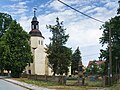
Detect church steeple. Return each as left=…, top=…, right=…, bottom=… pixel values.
left=29, top=8, right=44, bottom=38
left=31, top=8, right=39, bottom=30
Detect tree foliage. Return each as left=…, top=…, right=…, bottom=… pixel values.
left=99, top=16, right=120, bottom=74
left=86, top=60, right=105, bottom=75
left=46, top=17, right=72, bottom=75
left=0, top=20, right=32, bottom=77
left=0, top=40, right=10, bottom=75
left=0, top=12, right=13, bottom=36
left=71, top=47, right=81, bottom=74
left=0, top=13, right=13, bottom=75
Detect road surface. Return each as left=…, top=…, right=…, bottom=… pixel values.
left=0, top=79, right=28, bottom=90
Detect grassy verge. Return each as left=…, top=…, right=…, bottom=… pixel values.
left=110, top=80, right=120, bottom=90
left=12, top=78, right=107, bottom=90
left=66, top=79, right=102, bottom=87
left=86, top=80, right=102, bottom=87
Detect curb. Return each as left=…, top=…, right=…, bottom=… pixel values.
left=3, top=78, right=54, bottom=90
left=4, top=79, right=32, bottom=90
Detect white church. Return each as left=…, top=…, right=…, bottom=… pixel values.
left=25, top=10, right=71, bottom=76
left=25, top=10, right=53, bottom=75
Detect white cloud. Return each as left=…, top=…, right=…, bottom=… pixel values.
left=19, top=1, right=27, bottom=5
left=105, top=1, right=117, bottom=9
left=48, top=0, right=84, bottom=11
left=48, top=0, right=65, bottom=11
left=2, top=1, right=28, bottom=16
left=34, top=10, right=103, bottom=58
left=18, top=16, right=31, bottom=32
left=9, top=0, right=22, bottom=1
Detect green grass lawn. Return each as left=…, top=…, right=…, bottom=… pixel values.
left=66, top=79, right=102, bottom=87
left=86, top=80, right=103, bottom=87
left=13, top=78, right=107, bottom=90
left=110, top=80, right=120, bottom=90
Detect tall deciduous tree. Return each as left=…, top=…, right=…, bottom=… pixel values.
left=0, top=40, right=10, bottom=75
left=0, top=12, right=12, bottom=36
left=100, top=16, right=120, bottom=74
left=0, top=12, right=12, bottom=75
left=1, top=20, right=32, bottom=77
left=71, top=47, right=81, bottom=74
left=46, top=17, right=72, bottom=75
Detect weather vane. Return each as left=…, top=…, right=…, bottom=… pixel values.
left=34, top=7, right=37, bottom=17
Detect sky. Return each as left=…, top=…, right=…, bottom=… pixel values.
left=0, top=0, right=118, bottom=66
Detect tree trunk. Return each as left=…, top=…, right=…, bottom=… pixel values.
left=53, top=72, right=56, bottom=76
left=7, top=70, right=10, bottom=77
left=1, top=69, right=4, bottom=76
left=11, top=70, right=21, bottom=78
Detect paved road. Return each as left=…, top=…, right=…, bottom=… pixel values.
left=0, top=79, right=28, bottom=90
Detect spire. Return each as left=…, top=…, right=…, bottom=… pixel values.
left=117, top=0, right=120, bottom=14
left=32, top=8, right=37, bottom=21
left=29, top=8, right=44, bottom=38
left=34, top=8, right=37, bottom=17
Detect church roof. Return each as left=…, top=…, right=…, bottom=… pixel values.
left=87, top=60, right=105, bottom=68
left=29, top=29, right=44, bottom=38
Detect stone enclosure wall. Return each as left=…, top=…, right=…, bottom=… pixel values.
left=21, top=74, right=66, bottom=85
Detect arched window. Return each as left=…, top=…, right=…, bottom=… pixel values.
left=39, top=40, right=40, bottom=45
left=34, top=25, right=36, bottom=29
left=31, top=25, right=34, bottom=29
left=36, top=25, right=39, bottom=29
left=41, top=41, right=43, bottom=45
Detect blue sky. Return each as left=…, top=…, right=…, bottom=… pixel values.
left=0, top=0, right=118, bottom=66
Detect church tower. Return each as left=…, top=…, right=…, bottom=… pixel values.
left=27, top=8, right=46, bottom=75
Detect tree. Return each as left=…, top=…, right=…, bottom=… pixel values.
left=46, top=17, right=72, bottom=75
left=0, top=40, right=10, bottom=75
left=88, top=61, right=99, bottom=75
left=0, top=12, right=13, bottom=75
left=0, top=12, right=13, bottom=36
left=100, top=16, right=120, bottom=74
left=86, top=60, right=105, bottom=75
left=57, top=46, right=72, bottom=75
left=1, top=20, right=32, bottom=77
left=71, top=47, right=82, bottom=74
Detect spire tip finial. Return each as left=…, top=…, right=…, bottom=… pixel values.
left=33, top=8, right=37, bottom=17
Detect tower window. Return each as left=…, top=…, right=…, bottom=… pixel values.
left=41, top=41, right=43, bottom=45
left=32, top=25, right=34, bottom=29
left=34, top=25, right=36, bottom=29
left=36, top=25, right=39, bottom=29
left=39, top=40, right=40, bottom=45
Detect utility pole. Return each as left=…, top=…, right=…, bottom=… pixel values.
left=106, top=0, right=120, bottom=85
left=108, top=24, right=112, bottom=85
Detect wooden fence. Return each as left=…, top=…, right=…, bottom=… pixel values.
left=103, top=74, right=120, bottom=86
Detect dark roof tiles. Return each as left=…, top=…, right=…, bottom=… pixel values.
left=29, top=29, right=44, bottom=38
